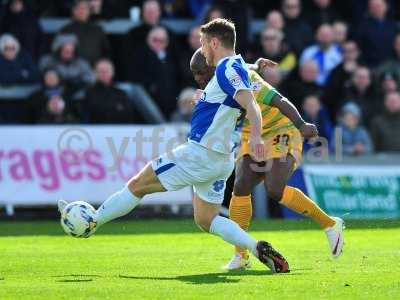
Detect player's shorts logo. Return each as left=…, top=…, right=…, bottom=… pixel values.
left=212, top=180, right=225, bottom=192
left=156, top=157, right=163, bottom=166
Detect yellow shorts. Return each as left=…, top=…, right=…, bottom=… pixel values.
left=237, top=128, right=303, bottom=169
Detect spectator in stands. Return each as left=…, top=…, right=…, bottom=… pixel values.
left=370, top=91, right=400, bottom=152
left=127, top=0, right=162, bottom=50
left=376, top=33, right=400, bottom=87
left=124, top=0, right=177, bottom=80
left=300, top=24, right=343, bottom=86
left=326, top=40, right=361, bottom=116
left=0, top=0, right=43, bottom=60
left=256, top=27, right=296, bottom=79
left=306, top=0, right=340, bottom=30
left=342, top=66, right=378, bottom=124
left=356, top=0, right=397, bottom=67
left=302, top=95, right=333, bottom=146
left=332, top=21, right=348, bottom=47
left=378, top=72, right=399, bottom=96
left=39, top=34, right=95, bottom=93
left=281, top=0, right=313, bottom=55
left=0, top=34, right=39, bottom=85
left=266, top=10, right=285, bottom=31
left=281, top=60, right=323, bottom=107
left=334, top=102, right=373, bottom=156
left=171, top=87, right=196, bottom=123
left=131, top=26, right=179, bottom=118
left=179, top=26, right=201, bottom=88
left=88, top=0, right=116, bottom=20
left=60, top=0, right=111, bottom=65
left=204, top=5, right=225, bottom=23
left=84, top=59, right=138, bottom=123
left=27, top=69, right=78, bottom=123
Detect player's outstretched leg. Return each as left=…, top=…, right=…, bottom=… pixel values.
left=88, top=163, right=165, bottom=234
left=193, top=194, right=289, bottom=273
left=264, top=155, right=345, bottom=258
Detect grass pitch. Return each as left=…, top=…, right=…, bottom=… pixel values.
left=0, top=219, right=399, bottom=300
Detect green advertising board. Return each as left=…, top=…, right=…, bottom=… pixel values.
left=303, top=165, right=400, bottom=219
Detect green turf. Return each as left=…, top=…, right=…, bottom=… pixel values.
left=0, top=219, right=399, bottom=300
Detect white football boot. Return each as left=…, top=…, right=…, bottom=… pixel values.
left=58, top=199, right=68, bottom=213
left=223, top=253, right=252, bottom=271
left=325, top=217, right=345, bottom=258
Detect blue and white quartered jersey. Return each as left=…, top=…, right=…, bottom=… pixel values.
left=189, top=54, right=251, bottom=154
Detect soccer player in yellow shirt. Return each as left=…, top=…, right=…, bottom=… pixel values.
left=190, top=49, right=345, bottom=271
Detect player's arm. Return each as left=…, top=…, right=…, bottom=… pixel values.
left=235, top=90, right=264, bottom=161
left=269, top=94, right=318, bottom=138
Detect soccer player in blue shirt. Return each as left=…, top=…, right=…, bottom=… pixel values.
left=59, top=18, right=289, bottom=273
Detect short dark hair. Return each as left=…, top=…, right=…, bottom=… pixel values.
left=190, top=48, right=207, bottom=72
left=200, top=18, right=236, bottom=49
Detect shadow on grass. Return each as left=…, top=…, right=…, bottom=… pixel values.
left=52, top=274, right=102, bottom=278
left=52, top=269, right=306, bottom=285
left=0, top=219, right=399, bottom=236
left=57, top=279, right=93, bottom=283
left=118, top=270, right=302, bottom=285
left=53, top=274, right=100, bottom=283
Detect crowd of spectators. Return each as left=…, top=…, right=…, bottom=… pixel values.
left=0, top=0, right=399, bottom=155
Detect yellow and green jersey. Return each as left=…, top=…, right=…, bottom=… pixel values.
left=241, top=70, right=295, bottom=140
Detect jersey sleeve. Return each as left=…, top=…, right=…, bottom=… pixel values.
left=249, top=70, right=280, bottom=105
left=216, top=59, right=251, bottom=98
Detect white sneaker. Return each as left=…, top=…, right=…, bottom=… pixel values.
left=223, top=254, right=252, bottom=271
left=325, top=217, right=345, bottom=258
left=58, top=199, right=68, bottom=213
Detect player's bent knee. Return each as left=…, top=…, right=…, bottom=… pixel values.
left=266, top=184, right=285, bottom=202
left=194, top=213, right=212, bottom=232
left=127, top=174, right=151, bottom=198
left=127, top=176, right=143, bottom=197
left=233, top=178, right=252, bottom=196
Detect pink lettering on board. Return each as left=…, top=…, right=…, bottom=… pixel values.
left=8, top=150, right=33, bottom=181
left=60, top=150, right=83, bottom=181
left=84, top=150, right=106, bottom=180
left=33, top=150, right=60, bottom=191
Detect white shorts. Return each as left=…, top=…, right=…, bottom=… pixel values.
left=151, top=142, right=234, bottom=204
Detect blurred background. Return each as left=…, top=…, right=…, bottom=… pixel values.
left=0, top=0, right=399, bottom=221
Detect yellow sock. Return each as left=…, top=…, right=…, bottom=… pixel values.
left=229, top=194, right=252, bottom=258
left=280, top=186, right=335, bottom=229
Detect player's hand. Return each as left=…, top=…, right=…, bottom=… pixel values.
left=299, top=123, right=318, bottom=139
left=249, top=136, right=265, bottom=162
left=255, top=58, right=278, bottom=73
left=190, top=89, right=203, bottom=108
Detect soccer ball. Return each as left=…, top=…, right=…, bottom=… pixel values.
left=60, top=201, right=98, bottom=238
